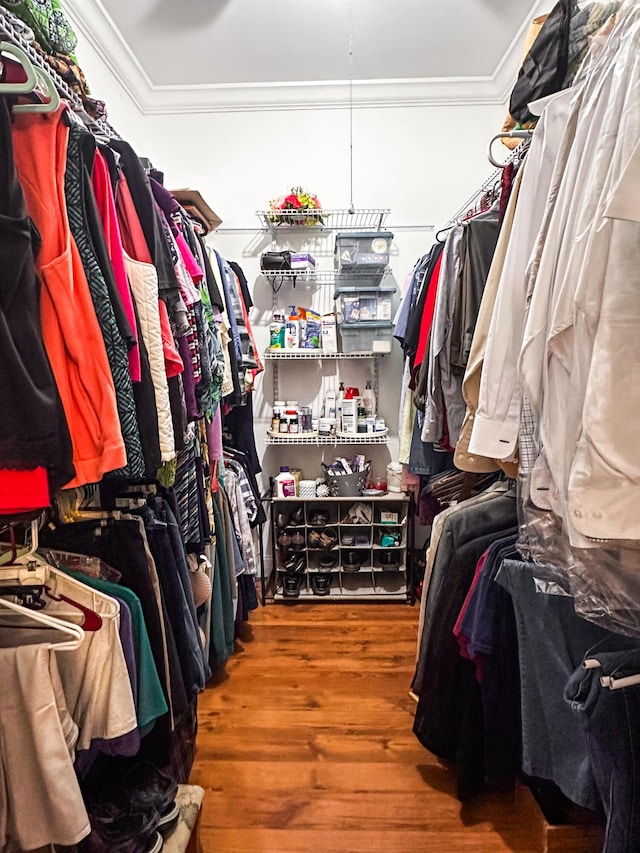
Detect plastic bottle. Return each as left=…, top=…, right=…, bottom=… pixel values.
left=324, top=390, right=336, bottom=420
left=285, top=316, right=299, bottom=349
left=275, top=466, right=297, bottom=498
left=362, top=380, right=376, bottom=417
left=336, top=382, right=345, bottom=432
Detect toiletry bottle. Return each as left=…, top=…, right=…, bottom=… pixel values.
left=336, top=381, right=345, bottom=432
left=362, top=379, right=376, bottom=416
left=285, top=315, right=299, bottom=349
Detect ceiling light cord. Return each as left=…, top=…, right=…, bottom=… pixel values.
left=348, top=0, right=355, bottom=215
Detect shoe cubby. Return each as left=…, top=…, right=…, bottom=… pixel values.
left=268, top=495, right=413, bottom=602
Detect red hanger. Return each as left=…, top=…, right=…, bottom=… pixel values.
left=44, top=586, right=103, bottom=632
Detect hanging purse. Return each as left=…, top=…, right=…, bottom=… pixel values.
left=260, top=250, right=292, bottom=272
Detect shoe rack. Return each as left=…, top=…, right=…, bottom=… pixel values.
left=266, top=494, right=413, bottom=602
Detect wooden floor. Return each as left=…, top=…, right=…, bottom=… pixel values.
left=190, top=604, right=537, bottom=853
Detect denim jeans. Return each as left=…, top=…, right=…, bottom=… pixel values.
left=565, top=646, right=640, bottom=852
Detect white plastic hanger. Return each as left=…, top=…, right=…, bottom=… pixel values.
left=0, top=40, right=60, bottom=113
left=0, top=519, right=48, bottom=586
left=13, top=65, right=60, bottom=114
left=0, top=596, right=85, bottom=651
left=0, top=41, right=37, bottom=93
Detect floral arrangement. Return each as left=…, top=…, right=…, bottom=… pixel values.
left=269, top=187, right=324, bottom=226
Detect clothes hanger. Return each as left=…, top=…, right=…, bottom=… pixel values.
left=0, top=43, right=60, bottom=114
left=12, top=65, right=60, bottom=114
left=44, top=585, right=103, bottom=631
left=0, top=595, right=85, bottom=651
left=0, top=41, right=37, bottom=93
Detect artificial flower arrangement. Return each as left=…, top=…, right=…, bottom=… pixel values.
left=269, top=187, right=324, bottom=226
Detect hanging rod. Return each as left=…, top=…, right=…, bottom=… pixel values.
left=0, top=7, right=120, bottom=139
left=441, top=137, right=531, bottom=231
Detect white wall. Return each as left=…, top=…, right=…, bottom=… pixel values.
left=73, top=32, right=508, bottom=492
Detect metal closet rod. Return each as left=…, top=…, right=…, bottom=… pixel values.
left=0, top=7, right=121, bottom=139
left=442, top=135, right=532, bottom=230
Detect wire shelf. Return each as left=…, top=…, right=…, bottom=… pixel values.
left=257, top=208, right=390, bottom=236
left=260, top=268, right=392, bottom=285
left=264, top=434, right=389, bottom=446
left=264, top=349, right=382, bottom=360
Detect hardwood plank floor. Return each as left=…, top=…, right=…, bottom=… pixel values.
left=190, top=604, right=537, bottom=852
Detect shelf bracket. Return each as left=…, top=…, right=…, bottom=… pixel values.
left=373, top=357, right=380, bottom=403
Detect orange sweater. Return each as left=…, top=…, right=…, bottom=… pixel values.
left=12, top=107, right=126, bottom=487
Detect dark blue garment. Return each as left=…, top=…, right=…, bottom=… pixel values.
left=496, top=559, right=612, bottom=812
left=152, top=496, right=211, bottom=684
left=565, top=645, right=640, bottom=853
left=459, top=535, right=519, bottom=660
left=137, top=505, right=207, bottom=699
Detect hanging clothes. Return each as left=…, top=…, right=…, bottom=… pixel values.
left=64, top=123, right=145, bottom=479
left=0, top=95, right=74, bottom=495
left=12, top=105, right=126, bottom=487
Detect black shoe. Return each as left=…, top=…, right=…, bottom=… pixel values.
left=284, top=554, right=306, bottom=573
left=311, top=573, right=332, bottom=596
left=123, top=762, right=178, bottom=815
left=320, top=553, right=338, bottom=568
left=157, top=800, right=180, bottom=837
left=90, top=801, right=160, bottom=848
left=147, top=832, right=163, bottom=853
left=282, top=572, right=304, bottom=598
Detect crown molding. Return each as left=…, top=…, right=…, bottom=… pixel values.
left=66, top=0, right=548, bottom=115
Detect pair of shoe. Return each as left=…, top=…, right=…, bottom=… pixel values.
left=276, top=506, right=304, bottom=528
left=307, top=528, right=337, bottom=549
left=87, top=762, right=178, bottom=851
left=283, top=554, right=306, bottom=573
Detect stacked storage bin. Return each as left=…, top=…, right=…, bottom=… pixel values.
left=333, top=231, right=395, bottom=353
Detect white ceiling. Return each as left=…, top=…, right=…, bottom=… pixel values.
left=64, top=0, right=549, bottom=113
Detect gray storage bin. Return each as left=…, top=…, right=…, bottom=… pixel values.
left=334, top=285, right=396, bottom=323
left=338, top=322, right=394, bottom=354
left=334, top=231, right=393, bottom=274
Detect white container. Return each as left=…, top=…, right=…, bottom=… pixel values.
left=386, top=462, right=403, bottom=493
left=299, top=479, right=316, bottom=498
left=321, top=313, right=338, bottom=353
left=275, top=466, right=297, bottom=498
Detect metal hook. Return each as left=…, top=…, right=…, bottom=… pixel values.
left=487, top=130, right=534, bottom=168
